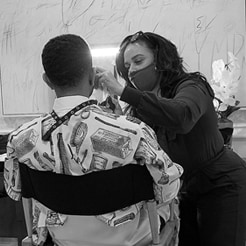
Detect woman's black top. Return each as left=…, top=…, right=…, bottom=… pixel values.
left=121, top=80, right=225, bottom=180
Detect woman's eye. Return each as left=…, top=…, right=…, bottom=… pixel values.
left=134, top=59, right=144, bottom=65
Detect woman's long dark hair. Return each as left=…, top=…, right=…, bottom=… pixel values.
left=116, top=31, right=214, bottom=102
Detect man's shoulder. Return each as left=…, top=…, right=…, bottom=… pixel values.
left=9, top=115, right=47, bottom=138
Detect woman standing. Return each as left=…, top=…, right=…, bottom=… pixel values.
left=97, top=31, right=246, bottom=246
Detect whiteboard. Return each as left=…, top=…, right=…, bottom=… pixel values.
left=0, top=0, right=245, bottom=114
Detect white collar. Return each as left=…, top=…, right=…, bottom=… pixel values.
left=53, top=96, right=91, bottom=116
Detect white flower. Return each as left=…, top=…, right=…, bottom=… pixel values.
left=212, top=59, right=225, bottom=83
left=210, top=52, right=241, bottom=113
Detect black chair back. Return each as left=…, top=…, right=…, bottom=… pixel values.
left=19, top=164, right=155, bottom=215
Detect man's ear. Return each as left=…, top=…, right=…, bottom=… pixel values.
left=42, top=73, right=54, bottom=90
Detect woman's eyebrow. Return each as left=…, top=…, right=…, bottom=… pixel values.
left=132, top=54, right=144, bottom=59
left=124, top=54, right=145, bottom=66
left=126, top=54, right=144, bottom=63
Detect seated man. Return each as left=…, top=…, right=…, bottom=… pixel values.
left=4, top=34, right=183, bottom=246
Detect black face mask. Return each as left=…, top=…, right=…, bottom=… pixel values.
left=129, top=63, right=160, bottom=91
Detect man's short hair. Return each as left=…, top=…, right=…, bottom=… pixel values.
left=41, top=34, right=92, bottom=88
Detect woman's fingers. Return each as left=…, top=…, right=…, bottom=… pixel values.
left=94, top=68, right=124, bottom=96
left=95, top=66, right=106, bottom=73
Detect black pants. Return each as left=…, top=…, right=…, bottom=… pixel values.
left=178, top=150, right=246, bottom=246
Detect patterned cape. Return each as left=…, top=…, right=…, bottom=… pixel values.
left=4, top=100, right=183, bottom=244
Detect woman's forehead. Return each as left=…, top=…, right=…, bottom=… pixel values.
left=124, top=42, right=154, bottom=60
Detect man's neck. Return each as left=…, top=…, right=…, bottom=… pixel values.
left=55, top=87, right=91, bottom=98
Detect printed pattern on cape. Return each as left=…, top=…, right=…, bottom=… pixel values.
left=4, top=103, right=183, bottom=245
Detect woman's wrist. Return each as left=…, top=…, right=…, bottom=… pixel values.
left=116, top=85, right=125, bottom=97
left=120, top=86, right=142, bottom=108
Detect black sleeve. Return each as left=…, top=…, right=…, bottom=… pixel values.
left=120, top=80, right=211, bottom=134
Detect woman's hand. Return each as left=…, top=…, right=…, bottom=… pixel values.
left=95, top=67, right=125, bottom=97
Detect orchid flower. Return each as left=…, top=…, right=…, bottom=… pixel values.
left=210, top=52, right=241, bottom=118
